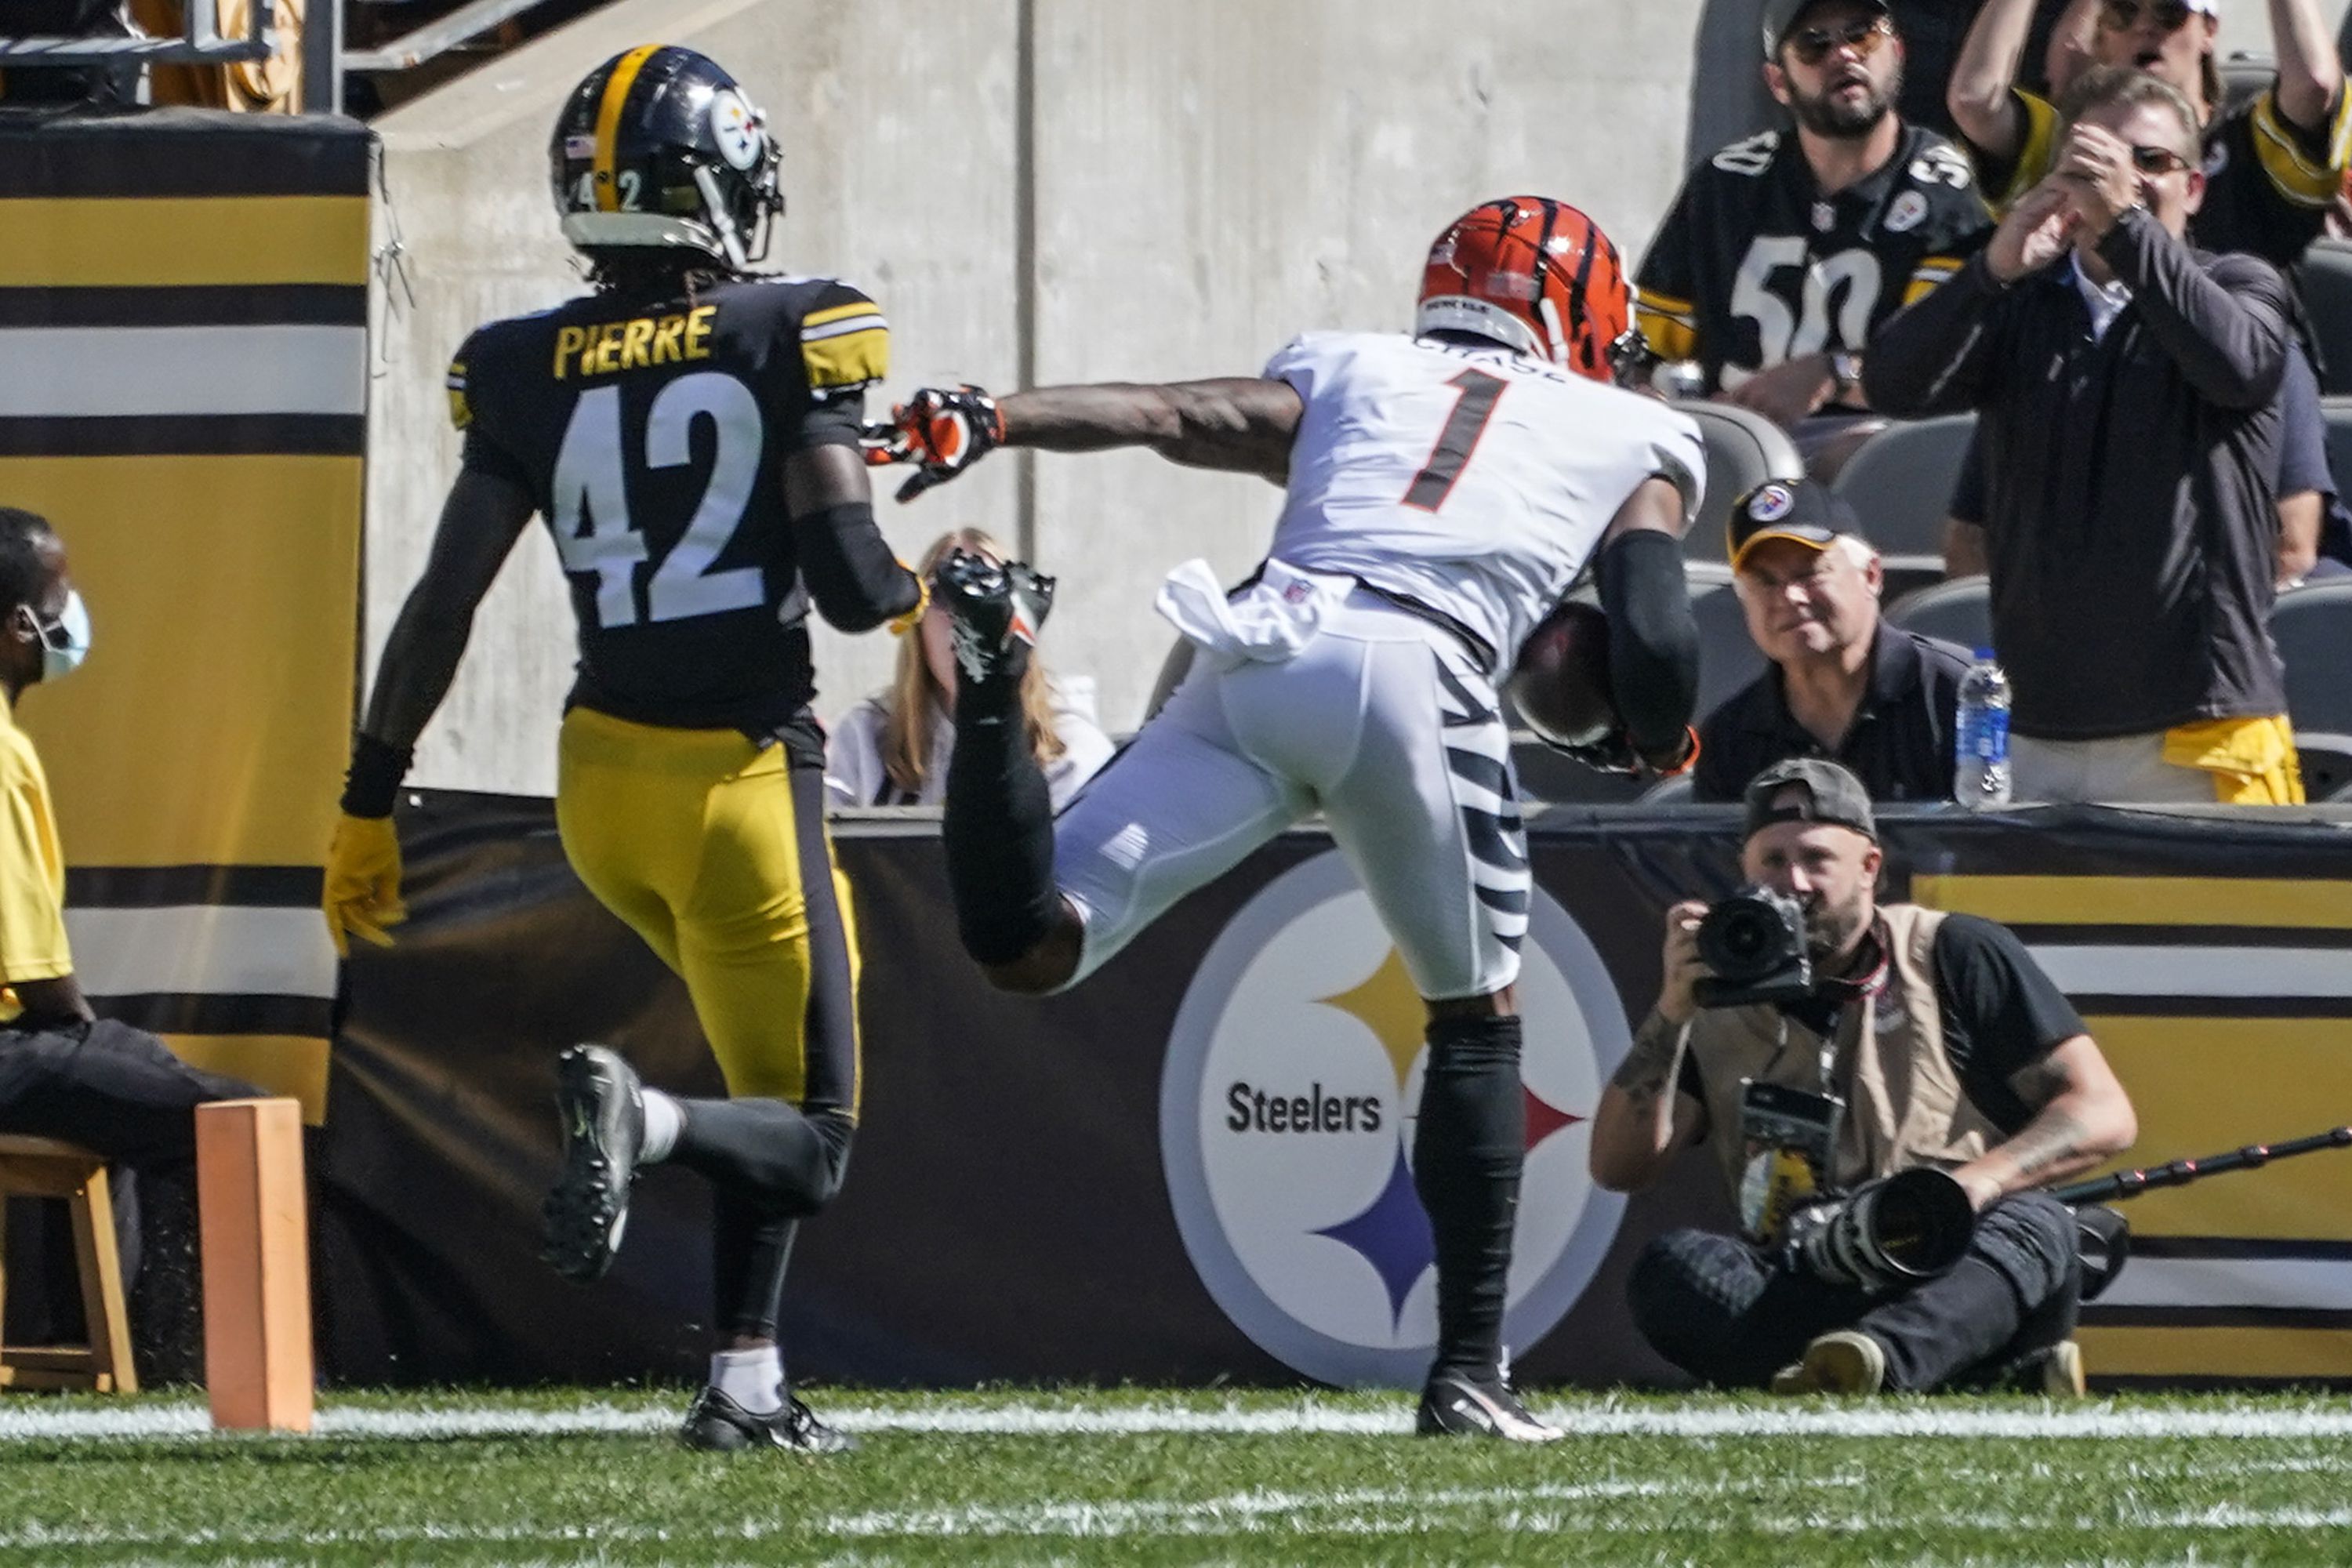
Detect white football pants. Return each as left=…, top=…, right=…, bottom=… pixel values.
left=1052, top=588, right=1528, bottom=1000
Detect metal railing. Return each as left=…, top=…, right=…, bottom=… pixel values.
left=0, top=0, right=275, bottom=67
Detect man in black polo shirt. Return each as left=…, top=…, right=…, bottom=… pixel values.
left=1695, top=480, right=1969, bottom=802
left=1868, top=66, right=2305, bottom=803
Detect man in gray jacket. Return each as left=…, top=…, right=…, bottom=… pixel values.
left=1867, top=65, right=2304, bottom=804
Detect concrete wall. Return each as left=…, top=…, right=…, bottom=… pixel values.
left=370, top=0, right=1715, bottom=793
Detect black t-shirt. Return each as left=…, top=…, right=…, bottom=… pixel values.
left=1675, top=911, right=2087, bottom=1135
left=1694, top=627, right=1972, bottom=804
left=451, top=273, right=887, bottom=738
left=1635, top=122, right=1994, bottom=394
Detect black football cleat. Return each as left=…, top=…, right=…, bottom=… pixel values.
left=936, top=548, right=1055, bottom=686
left=1415, top=1366, right=1564, bottom=1442
left=679, top=1386, right=859, bottom=1454
left=542, top=1044, right=644, bottom=1284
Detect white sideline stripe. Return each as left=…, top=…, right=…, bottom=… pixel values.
left=5, top=1399, right=2352, bottom=1443
left=2098, top=1256, right=2352, bottom=1311
left=0, top=325, right=365, bottom=419
left=64, top=906, right=337, bottom=1000
left=2027, top=945, right=2352, bottom=998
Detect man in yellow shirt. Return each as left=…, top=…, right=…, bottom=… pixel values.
left=0, top=507, right=253, bottom=1160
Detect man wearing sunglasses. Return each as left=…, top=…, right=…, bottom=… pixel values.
left=1869, top=67, right=2305, bottom=805
left=1637, top=0, right=1993, bottom=476
left=1951, top=0, right=2347, bottom=264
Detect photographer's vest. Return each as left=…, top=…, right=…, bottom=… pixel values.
left=1684, top=904, right=2011, bottom=1207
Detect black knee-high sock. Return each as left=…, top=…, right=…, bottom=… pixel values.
left=670, top=1100, right=853, bottom=1218
left=942, top=641, right=1061, bottom=965
left=687, top=1106, right=851, bottom=1343
left=713, top=1199, right=797, bottom=1342
left=1413, top=1014, right=1526, bottom=1377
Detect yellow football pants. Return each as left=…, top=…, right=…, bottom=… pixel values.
left=554, top=707, right=861, bottom=1117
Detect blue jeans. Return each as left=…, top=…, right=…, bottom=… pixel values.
left=1628, top=1190, right=2082, bottom=1391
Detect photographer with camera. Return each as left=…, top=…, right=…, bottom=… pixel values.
left=1589, top=758, right=2137, bottom=1395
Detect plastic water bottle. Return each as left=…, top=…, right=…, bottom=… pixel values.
left=1954, top=649, right=2012, bottom=808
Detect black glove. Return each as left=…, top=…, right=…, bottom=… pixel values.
left=861, top=384, right=1005, bottom=502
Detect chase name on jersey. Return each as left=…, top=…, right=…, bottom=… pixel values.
left=552, top=305, right=717, bottom=379
left=1227, top=1081, right=1384, bottom=1134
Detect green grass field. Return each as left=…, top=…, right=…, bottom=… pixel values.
left=0, top=1387, right=2348, bottom=1564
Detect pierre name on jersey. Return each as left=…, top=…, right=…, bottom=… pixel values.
left=445, top=274, right=887, bottom=733
left=1635, top=124, right=1993, bottom=393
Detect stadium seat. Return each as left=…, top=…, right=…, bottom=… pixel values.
left=2271, top=579, right=2352, bottom=736
left=1887, top=575, right=1991, bottom=652
left=1832, top=412, right=1976, bottom=559
left=1639, top=771, right=1697, bottom=804
left=2220, top=51, right=2275, bottom=115
left=2292, top=732, right=2352, bottom=801
left=2303, top=246, right=2352, bottom=397
left=0, top=1137, right=135, bottom=1393
left=1674, top=401, right=1804, bottom=563
left=1691, top=573, right=1768, bottom=718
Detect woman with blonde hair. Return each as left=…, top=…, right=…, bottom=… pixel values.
left=826, top=528, right=1112, bottom=808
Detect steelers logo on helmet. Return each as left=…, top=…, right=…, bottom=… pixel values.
left=710, top=90, right=764, bottom=172
left=548, top=44, right=786, bottom=273
left=1747, top=484, right=1797, bottom=524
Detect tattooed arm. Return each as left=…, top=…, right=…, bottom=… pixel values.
left=1590, top=901, right=1711, bottom=1192
left=1951, top=1035, right=2138, bottom=1210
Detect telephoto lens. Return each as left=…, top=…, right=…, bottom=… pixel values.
left=1785, top=1167, right=1977, bottom=1294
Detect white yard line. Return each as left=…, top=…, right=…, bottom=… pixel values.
left=0, top=1397, right=2350, bottom=1444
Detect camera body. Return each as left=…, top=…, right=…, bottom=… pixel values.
left=1693, top=884, right=1813, bottom=1007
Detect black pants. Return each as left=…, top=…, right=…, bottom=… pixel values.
left=0, top=1018, right=259, bottom=1169
left=1628, top=1191, right=2081, bottom=1391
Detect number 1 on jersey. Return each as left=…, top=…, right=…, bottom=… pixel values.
left=1402, top=368, right=1507, bottom=512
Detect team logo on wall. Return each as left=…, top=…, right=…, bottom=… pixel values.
left=1161, top=851, right=1630, bottom=1386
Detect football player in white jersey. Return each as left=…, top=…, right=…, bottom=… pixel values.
left=872, top=197, right=1706, bottom=1439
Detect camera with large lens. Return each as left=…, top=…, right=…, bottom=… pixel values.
left=1781, top=1167, right=1977, bottom=1295
left=1692, top=884, right=1813, bottom=1007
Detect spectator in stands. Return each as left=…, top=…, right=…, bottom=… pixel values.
left=1696, top=480, right=1969, bottom=803
left=0, top=507, right=257, bottom=1156
left=1870, top=67, right=2306, bottom=803
left=1948, top=0, right=2348, bottom=265
left=825, top=528, right=1112, bottom=810
left=1891, top=0, right=2087, bottom=139
left=1944, top=342, right=2350, bottom=587
left=1637, top=0, right=1995, bottom=480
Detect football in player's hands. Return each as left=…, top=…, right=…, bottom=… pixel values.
left=1507, top=600, right=1621, bottom=751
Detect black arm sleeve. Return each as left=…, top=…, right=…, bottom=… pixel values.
left=1933, top=913, right=2090, bottom=1133
left=1595, top=528, right=1700, bottom=760
left=796, top=501, right=921, bottom=633
left=2098, top=212, right=2292, bottom=410
left=1860, top=252, right=2010, bottom=417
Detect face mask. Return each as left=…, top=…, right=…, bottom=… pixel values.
left=19, top=590, right=90, bottom=682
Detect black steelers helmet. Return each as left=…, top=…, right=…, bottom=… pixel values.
left=550, top=45, right=783, bottom=270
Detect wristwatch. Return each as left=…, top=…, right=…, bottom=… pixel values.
left=1828, top=350, right=1862, bottom=403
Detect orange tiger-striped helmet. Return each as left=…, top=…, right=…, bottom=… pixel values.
left=1414, top=197, right=1641, bottom=385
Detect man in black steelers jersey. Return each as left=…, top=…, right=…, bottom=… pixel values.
left=1637, top=0, right=1994, bottom=475
left=321, top=45, right=922, bottom=1454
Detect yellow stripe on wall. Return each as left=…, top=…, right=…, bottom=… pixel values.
left=2081, top=1325, right=2352, bottom=1381
left=0, top=454, right=360, bottom=867
left=1915, top=874, right=2352, bottom=928
left=2076, top=1017, right=2352, bottom=1239
left=0, top=197, right=369, bottom=289
left=162, top=1033, right=328, bottom=1125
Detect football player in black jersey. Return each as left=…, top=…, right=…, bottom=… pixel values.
left=321, top=44, right=921, bottom=1454
left=1636, top=0, right=1993, bottom=473
left=1950, top=0, right=2347, bottom=265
